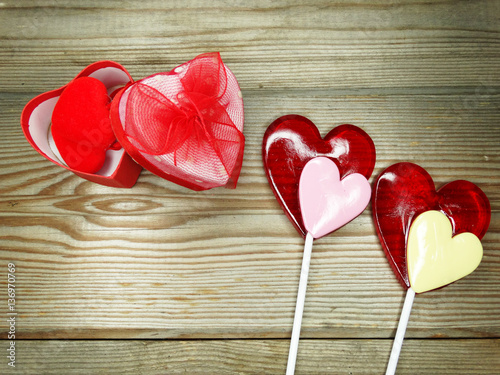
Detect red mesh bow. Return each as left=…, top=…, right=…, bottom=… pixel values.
left=120, top=52, right=244, bottom=189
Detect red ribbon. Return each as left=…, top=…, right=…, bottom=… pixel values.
left=122, top=53, right=244, bottom=182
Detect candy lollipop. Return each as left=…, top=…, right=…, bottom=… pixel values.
left=372, top=162, right=491, bottom=375
left=263, top=115, right=376, bottom=374
left=263, top=115, right=376, bottom=237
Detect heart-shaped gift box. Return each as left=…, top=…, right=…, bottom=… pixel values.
left=21, top=60, right=142, bottom=188
left=21, top=53, right=245, bottom=190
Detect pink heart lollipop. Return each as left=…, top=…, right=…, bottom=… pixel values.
left=300, top=157, right=371, bottom=238
left=286, top=157, right=372, bottom=375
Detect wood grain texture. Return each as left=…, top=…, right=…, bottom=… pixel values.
left=0, top=0, right=499, bottom=373
left=11, top=339, right=500, bottom=375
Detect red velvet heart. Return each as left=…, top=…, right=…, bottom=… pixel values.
left=262, top=115, right=376, bottom=237
left=51, top=77, right=116, bottom=173
left=372, top=162, right=491, bottom=289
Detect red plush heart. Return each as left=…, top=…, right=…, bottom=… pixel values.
left=372, top=162, right=491, bottom=289
left=51, top=77, right=117, bottom=173
left=262, top=115, right=376, bottom=237
left=21, top=60, right=141, bottom=188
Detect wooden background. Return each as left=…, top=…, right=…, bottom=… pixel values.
left=0, top=0, right=499, bottom=373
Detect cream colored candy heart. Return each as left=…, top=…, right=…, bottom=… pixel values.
left=407, top=210, right=483, bottom=294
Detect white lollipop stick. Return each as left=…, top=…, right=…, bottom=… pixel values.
left=286, top=232, right=314, bottom=375
left=386, top=287, right=416, bottom=375
left=286, top=157, right=372, bottom=374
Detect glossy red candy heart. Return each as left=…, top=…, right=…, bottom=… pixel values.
left=262, top=115, right=376, bottom=237
left=372, top=162, right=491, bottom=289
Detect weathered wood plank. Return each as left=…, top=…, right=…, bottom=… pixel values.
left=8, top=339, right=500, bottom=374
left=0, top=1, right=499, bottom=92
left=0, top=205, right=498, bottom=339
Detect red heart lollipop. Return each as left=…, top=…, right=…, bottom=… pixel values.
left=262, top=115, right=376, bottom=237
left=372, top=162, right=491, bottom=289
